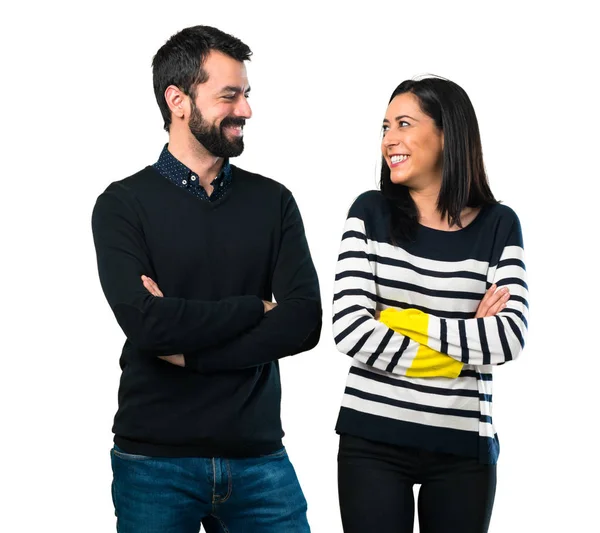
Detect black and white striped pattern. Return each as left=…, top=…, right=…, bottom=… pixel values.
left=333, top=191, right=529, bottom=464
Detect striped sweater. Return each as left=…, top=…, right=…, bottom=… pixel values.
left=333, top=191, right=528, bottom=464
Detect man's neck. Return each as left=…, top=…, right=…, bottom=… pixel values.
left=167, top=131, right=224, bottom=191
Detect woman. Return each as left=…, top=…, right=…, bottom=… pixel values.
left=333, top=77, right=528, bottom=533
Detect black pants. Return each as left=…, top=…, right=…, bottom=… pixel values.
left=338, top=434, right=496, bottom=533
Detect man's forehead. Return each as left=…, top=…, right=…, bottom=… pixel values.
left=203, top=51, right=249, bottom=87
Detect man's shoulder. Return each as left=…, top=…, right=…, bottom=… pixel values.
left=108, top=166, right=157, bottom=191
left=95, top=166, right=161, bottom=202
left=230, top=165, right=290, bottom=195
left=93, top=166, right=160, bottom=217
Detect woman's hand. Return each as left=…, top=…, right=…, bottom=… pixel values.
left=475, top=284, right=510, bottom=318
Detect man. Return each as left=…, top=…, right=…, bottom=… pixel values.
left=91, top=25, right=321, bottom=532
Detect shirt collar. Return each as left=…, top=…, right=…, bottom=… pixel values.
left=153, top=144, right=232, bottom=191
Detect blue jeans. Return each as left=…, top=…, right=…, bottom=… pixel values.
left=110, top=445, right=310, bottom=533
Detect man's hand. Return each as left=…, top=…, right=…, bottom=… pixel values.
left=263, top=300, right=278, bottom=313
left=141, top=275, right=184, bottom=367
left=142, top=275, right=163, bottom=297
left=475, top=284, right=510, bottom=318
left=158, top=354, right=185, bottom=367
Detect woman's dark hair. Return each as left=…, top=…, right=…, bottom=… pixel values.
left=152, top=25, right=252, bottom=131
left=380, top=76, right=496, bottom=242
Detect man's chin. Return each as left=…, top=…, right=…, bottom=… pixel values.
left=224, top=141, right=244, bottom=158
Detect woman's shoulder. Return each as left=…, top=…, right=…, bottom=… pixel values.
left=479, top=202, right=524, bottom=246
left=486, top=202, right=519, bottom=219
left=347, top=190, right=389, bottom=219
left=481, top=202, right=522, bottom=230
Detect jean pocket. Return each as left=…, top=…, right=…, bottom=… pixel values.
left=111, top=446, right=152, bottom=461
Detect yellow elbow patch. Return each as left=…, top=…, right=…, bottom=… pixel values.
left=382, top=308, right=430, bottom=344
left=407, top=344, right=463, bottom=378
left=379, top=308, right=463, bottom=379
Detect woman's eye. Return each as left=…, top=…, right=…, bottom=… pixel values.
left=400, top=121, right=410, bottom=127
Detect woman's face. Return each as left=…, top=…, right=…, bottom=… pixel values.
left=381, top=92, right=444, bottom=188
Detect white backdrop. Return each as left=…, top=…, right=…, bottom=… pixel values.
left=2, top=1, right=598, bottom=531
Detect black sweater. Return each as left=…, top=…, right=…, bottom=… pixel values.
left=91, top=165, right=322, bottom=457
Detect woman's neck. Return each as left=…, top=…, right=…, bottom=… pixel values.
left=409, top=185, right=478, bottom=231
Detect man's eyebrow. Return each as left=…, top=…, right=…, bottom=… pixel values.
left=219, top=86, right=251, bottom=94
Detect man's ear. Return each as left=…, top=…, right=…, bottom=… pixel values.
left=165, top=85, right=187, bottom=120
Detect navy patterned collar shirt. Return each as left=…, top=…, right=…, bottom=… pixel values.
left=153, top=144, right=233, bottom=202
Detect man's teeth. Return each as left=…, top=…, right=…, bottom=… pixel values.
left=391, top=155, right=409, bottom=164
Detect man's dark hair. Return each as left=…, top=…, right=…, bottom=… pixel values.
left=152, top=25, right=252, bottom=131
left=380, top=76, right=497, bottom=242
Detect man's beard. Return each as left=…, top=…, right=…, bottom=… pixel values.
left=188, top=102, right=245, bottom=158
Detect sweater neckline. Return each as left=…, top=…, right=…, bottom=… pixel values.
left=416, top=203, right=492, bottom=235
left=146, top=165, right=237, bottom=210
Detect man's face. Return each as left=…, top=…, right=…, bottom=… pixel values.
left=187, top=50, right=252, bottom=158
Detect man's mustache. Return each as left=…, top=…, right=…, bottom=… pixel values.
left=221, top=117, right=246, bottom=128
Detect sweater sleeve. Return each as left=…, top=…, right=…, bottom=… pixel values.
left=380, top=216, right=528, bottom=366
left=333, top=208, right=463, bottom=379
left=183, top=190, right=322, bottom=372
left=91, top=184, right=264, bottom=355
